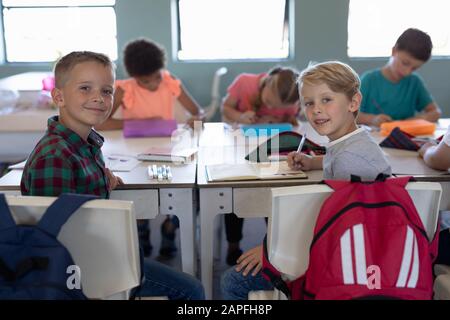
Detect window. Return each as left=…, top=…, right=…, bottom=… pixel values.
left=1, top=0, right=117, bottom=62
left=174, top=0, right=290, bottom=61
left=348, top=0, right=450, bottom=58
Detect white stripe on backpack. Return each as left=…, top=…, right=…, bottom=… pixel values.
left=353, top=224, right=368, bottom=285
left=396, top=226, right=417, bottom=288
left=340, top=224, right=367, bottom=285
left=340, top=228, right=354, bottom=284
left=407, top=234, right=419, bottom=288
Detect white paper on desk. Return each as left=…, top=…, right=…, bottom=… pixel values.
left=105, top=154, right=140, bottom=172
left=206, top=161, right=307, bottom=182
left=8, top=160, right=27, bottom=169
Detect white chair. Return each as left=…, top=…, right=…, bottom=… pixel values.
left=249, top=181, right=443, bottom=299
left=4, top=195, right=141, bottom=300
left=174, top=67, right=227, bottom=123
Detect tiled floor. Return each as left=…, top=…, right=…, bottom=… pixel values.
left=145, top=214, right=268, bottom=299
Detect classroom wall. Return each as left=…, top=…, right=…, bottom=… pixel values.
left=0, top=0, right=449, bottom=119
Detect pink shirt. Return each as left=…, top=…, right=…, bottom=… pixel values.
left=116, top=70, right=181, bottom=120
left=227, top=73, right=299, bottom=117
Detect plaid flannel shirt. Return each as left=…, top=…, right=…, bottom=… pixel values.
left=21, top=116, right=109, bottom=198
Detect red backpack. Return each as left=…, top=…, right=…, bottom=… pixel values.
left=262, top=175, right=439, bottom=300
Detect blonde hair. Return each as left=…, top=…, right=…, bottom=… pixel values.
left=299, top=61, right=360, bottom=101
left=54, top=51, right=115, bottom=88
left=298, top=61, right=360, bottom=116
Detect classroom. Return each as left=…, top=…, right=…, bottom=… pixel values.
left=0, top=0, right=449, bottom=305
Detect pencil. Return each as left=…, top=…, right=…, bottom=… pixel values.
left=297, top=133, right=307, bottom=153
left=372, top=99, right=385, bottom=114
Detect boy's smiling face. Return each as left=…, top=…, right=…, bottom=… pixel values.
left=300, top=82, right=360, bottom=141
left=52, top=61, right=115, bottom=138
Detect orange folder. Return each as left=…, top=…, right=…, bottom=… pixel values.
left=380, top=119, right=436, bottom=136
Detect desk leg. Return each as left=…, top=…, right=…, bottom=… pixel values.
left=160, top=188, right=196, bottom=276
left=199, top=188, right=233, bottom=299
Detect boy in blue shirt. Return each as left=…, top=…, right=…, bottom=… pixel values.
left=358, top=28, right=441, bottom=127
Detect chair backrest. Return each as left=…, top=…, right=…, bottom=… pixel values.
left=174, top=67, right=228, bottom=123
left=4, top=195, right=141, bottom=299
left=268, top=181, right=442, bottom=281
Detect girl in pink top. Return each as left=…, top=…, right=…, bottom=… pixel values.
left=98, top=38, right=204, bottom=130
left=98, top=38, right=204, bottom=258
left=222, top=67, right=300, bottom=126
left=221, top=67, right=300, bottom=266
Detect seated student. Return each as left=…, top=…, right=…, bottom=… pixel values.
left=221, top=61, right=392, bottom=300
left=357, top=28, right=442, bottom=127
left=419, top=126, right=450, bottom=267
left=21, top=51, right=204, bottom=300
left=418, top=126, right=450, bottom=171
left=98, top=37, right=204, bottom=129
left=221, top=67, right=300, bottom=265
left=222, top=66, right=300, bottom=125
left=97, top=38, right=205, bottom=258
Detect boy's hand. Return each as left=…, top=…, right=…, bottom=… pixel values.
left=105, top=168, right=124, bottom=191
left=238, top=111, right=257, bottom=124
left=235, top=245, right=263, bottom=276
left=418, top=141, right=437, bottom=158
left=287, top=151, right=314, bottom=171
left=371, top=114, right=392, bottom=127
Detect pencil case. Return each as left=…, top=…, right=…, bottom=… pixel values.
left=380, top=119, right=436, bottom=137
left=245, top=131, right=326, bottom=162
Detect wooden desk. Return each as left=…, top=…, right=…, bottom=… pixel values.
left=196, top=121, right=450, bottom=299
left=0, top=129, right=199, bottom=276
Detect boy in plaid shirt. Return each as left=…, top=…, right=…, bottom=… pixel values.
left=20, top=51, right=205, bottom=300
left=21, top=51, right=121, bottom=196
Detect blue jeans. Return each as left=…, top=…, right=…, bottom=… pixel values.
left=221, top=266, right=274, bottom=300
left=138, top=259, right=205, bottom=300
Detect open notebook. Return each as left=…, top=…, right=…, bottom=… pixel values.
left=206, top=161, right=307, bottom=182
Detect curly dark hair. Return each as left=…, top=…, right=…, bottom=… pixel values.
left=123, top=38, right=166, bottom=77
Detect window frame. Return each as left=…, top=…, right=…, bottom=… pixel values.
left=347, top=0, right=450, bottom=60
left=0, top=0, right=117, bottom=64
left=171, top=0, right=294, bottom=62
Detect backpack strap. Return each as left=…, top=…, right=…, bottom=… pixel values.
left=37, top=193, right=98, bottom=237
left=261, top=235, right=291, bottom=298
left=0, top=194, right=17, bottom=230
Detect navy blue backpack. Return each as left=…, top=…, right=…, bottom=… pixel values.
left=0, top=193, right=97, bottom=300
